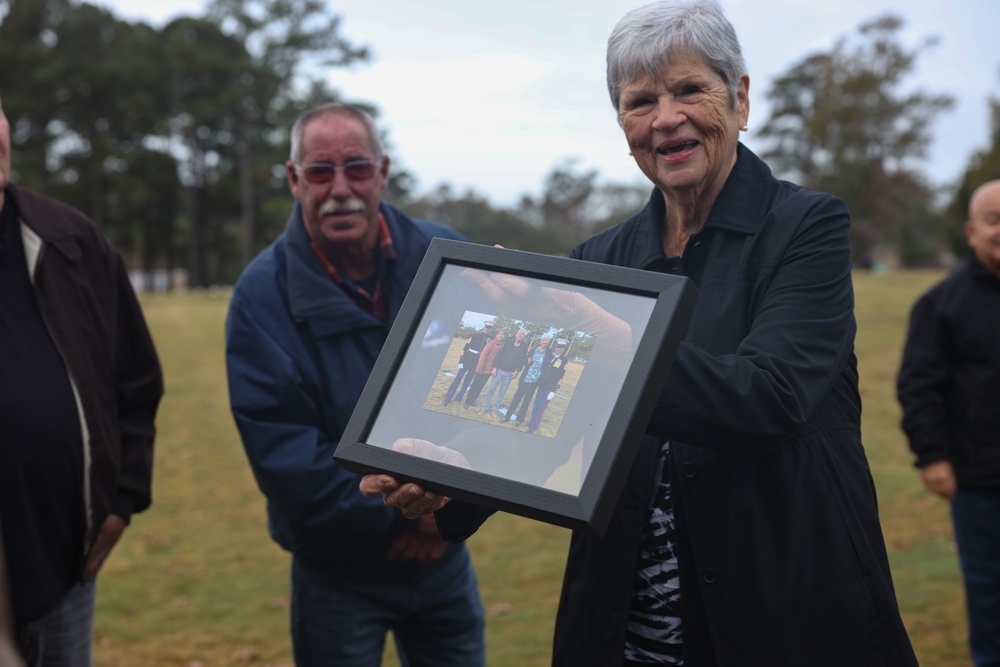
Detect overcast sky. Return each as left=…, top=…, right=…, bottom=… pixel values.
left=99, top=0, right=999, bottom=206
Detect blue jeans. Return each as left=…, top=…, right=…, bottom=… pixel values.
left=290, top=549, right=485, bottom=667
left=952, top=488, right=1000, bottom=667
left=16, top=578, right=95, bottom=667
left=482, top=370, right=513, bottom=412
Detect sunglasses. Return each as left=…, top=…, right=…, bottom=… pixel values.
left=296, top=160, right=377, bottom=184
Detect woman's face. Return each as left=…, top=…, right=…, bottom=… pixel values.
left=618, top=51, right=748, bottom=203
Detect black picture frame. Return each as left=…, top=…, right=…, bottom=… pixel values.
left=334, top=239, right=698, bottom=535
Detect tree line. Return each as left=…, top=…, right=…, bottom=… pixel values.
left=0, top=1, right=997, bottom=288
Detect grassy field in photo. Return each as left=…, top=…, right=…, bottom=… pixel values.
left=92, top=268, right=970, bottom=666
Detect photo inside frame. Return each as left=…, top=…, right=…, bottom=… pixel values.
left=365, top=264, right=657, bottom=496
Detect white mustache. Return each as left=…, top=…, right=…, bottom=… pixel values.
left=320, top=198, right=365, bottom=216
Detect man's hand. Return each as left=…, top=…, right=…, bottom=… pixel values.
left=360, top=473, right=448, bottom=517
left=387, top=515, right=448, bottom=562
left=920, top=460, right=957, bottom=500
left=359, top=439, right=466, bottom=519
left=83, top=514, right=127, bottom=577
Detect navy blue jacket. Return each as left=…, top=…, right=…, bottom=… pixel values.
left=438, top=146, right=916, bottom=666
left=226, top=201, right=466, bottom=565
left=897, top=253, right=1000, bottom=489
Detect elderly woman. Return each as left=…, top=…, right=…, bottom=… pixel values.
left=362, top=0, right=918, bottom=664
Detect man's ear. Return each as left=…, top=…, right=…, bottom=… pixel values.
left=287, top=161, right=301, bottom=198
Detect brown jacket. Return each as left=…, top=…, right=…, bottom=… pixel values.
left=475, top=336, right=502, bottom=374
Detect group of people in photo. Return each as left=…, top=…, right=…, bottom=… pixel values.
left=436, top=316, right=575, bottom=435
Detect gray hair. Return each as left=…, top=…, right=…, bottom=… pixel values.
left=606, top=0, right=746, bottom=114
left=289, top=103, right=384, bottom=163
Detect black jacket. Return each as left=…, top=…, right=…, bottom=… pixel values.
left=897, top=253, right=1000, bottom=489
left=438, top=145, right=916, bottom=666
left=536, top=350, right=568, bottom=392
left=6, top=184, right=162, bottom=549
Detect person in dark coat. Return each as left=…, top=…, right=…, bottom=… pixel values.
left=359, top=1, right=916, bottom=664
left=0, top=96, right=163, bottom=666
left=897, top=178, right=1000, bottom=667
left=525, top=339, right=569, bottom=433
left=479, top=327, right=530, bottom=418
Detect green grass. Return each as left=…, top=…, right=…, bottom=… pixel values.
left=855, top=269, right=969, bottom=666
left=93, top=269, right=969, bottom=666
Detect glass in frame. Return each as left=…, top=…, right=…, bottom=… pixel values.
left=334, top=239, right=698, bottom=535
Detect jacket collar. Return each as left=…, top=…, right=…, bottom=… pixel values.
left=283, top=200, right=421, bottom=337
left=633, top=143, right=774, bottom=267
left=284, top=201, right=370, bottom=330
left=6, top=184, right=85, bottom=262
left=968, top=251, right=1000, bottom=286
left=704, top=143, right=775, bottom=234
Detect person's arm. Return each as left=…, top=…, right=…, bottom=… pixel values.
left=109, top=251, right=163, bottom=521
left=81, top=250, right=163, bottom=577
left=918, top=460, right=956, bottom=500
left=225, top=287, right=411, bottom=542
left=896, top=290, right=955, bottom=499
left=511, top=347, right=527, bottom=378
left=612, top=195, right=858, bottom=454
left=555, top=357, right=567, bottom=387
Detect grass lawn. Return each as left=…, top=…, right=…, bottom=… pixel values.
left=92, top=268, right=969, bottom=666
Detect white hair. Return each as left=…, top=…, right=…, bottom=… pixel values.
left=606, top=0, right=746, bottom=114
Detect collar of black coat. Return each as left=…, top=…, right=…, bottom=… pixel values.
left=968, top=250, right=1000, bottom=285
left=5, top=183, right=86, bottom=261
left=632, top=143, right=775, bottom=270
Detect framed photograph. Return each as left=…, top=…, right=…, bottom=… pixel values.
left=334, top=239, right=698, bottom=535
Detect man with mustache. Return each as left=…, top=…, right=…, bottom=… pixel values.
left=225, top=103, right=484, bottom=667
